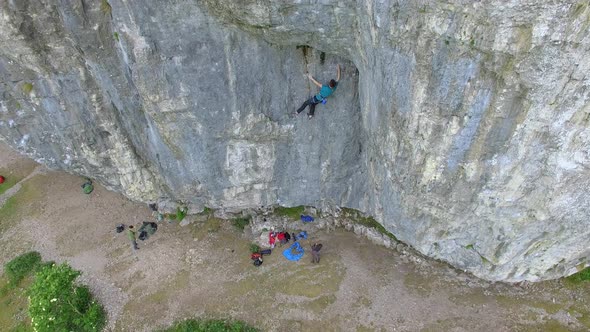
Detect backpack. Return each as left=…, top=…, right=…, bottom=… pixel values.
left=301, top=215, right=314, bottom=222
left=138, top=231, right=148, bottom=241
left=253, top=258, right=263, bottom=266
left=81, top=182, right=94, bottom=194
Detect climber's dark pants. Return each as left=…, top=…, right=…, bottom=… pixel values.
left=296, top=96, right=320, bottom=116
left=311, top=250, right=320, bottom=263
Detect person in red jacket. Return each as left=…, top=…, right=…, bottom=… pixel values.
left=269, top=232, right=276, bottom=248
left=277, top=232, right=287, bottom=246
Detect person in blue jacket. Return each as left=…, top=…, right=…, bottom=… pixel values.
left=294, top=64, right=341, bottom=119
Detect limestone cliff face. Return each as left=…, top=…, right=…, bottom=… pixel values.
left=1, top=0, right=589, bottom=282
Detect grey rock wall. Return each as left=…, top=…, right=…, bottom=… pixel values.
left=0, top=0, right=589, bottom=282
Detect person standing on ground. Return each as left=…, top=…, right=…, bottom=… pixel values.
left=127, top=225, right=139, bottom=251
left=294, top=64, right=341, bottom=119
left=311, top=243, right=323, bottom=263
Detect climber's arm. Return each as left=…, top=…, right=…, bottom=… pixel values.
left=308, top=74, right=322, bottom=88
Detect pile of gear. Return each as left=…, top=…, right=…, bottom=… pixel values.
left=251, top=249, right=272, bottom=266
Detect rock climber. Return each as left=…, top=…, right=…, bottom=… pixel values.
left=294, top=64, right=341, bottom=119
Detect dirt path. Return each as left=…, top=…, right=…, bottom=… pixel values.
left=1, top=142, right=589, bottom=332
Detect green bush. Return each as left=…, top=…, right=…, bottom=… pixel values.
left=159, top=318, right=258, bottom=332
left=28, top=263, right=106, bottom=332
left=4, top=251, right=42, bottom=286
left=22, top=82, right=33, bottom=94
left=249, top=244, right=260, bottom=254
left=176, top=207, right=187, bottom=222
left=566, top=267, right=590, bottom=284
left=231, top=216, right=251, bottom=231
left=274, top=206, right=304, bottom=219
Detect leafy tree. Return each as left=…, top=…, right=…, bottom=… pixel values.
left=28, top=263, right=105, bottom=332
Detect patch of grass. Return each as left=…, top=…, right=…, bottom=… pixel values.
left=100, top=0, right=112, bottom=15
left=0, top=174, right=22, bottom=196
left=206, top=218, right=222, bottom=233
left=569, top=308, right=590, bottom=329
left=521, top=319, right=571, bottom=332
left=249, top=243, right=260, bottom=253
left=21, top=83, right=33, bottom=95
left=158, top=318, right=258, bottom=332
left=0, top=175, right=45, bottom=235
left=10, top=321, right=33, bottom=332
left=0, top=277, right=33, bottom=332
left=0, top=161, right=38, bottom=196
left=176, top=207, right=187, bottom=222
left=4, top=251, right=41, bottom=286
left=565, top=266, right=590, bottom=284
left=274, top=205, right=304, bottom=220
left=113, top=32, right=119, bottom=42
left=196, top=206, right=213, bottom=220
left=341, top=207, right=398, bottom=242
left=465, top=244, right=474, bottom=250
left=231, top=216, right=251, bottom=231
left=144, top=271, right=190, bottom=305
left=227, top=256, right=345, bottom=299
left=306, top=294, right=337, bottom=313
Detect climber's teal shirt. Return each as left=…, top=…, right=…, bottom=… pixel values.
left=315, top=82, right=338, bottom=101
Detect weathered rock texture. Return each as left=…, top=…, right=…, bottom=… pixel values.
left=1, top=0, right=589, bottom=282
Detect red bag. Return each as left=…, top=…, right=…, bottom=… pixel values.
left=251, top=253, right=262, bottom=260
left=0, top=176, right=5, bottom=184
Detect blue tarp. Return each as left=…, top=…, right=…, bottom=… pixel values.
left=283, top=241, right=304, bottom=261
left=293, top=231, right=307, bottom=241
left=301, top=215, right=314, bottom=222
